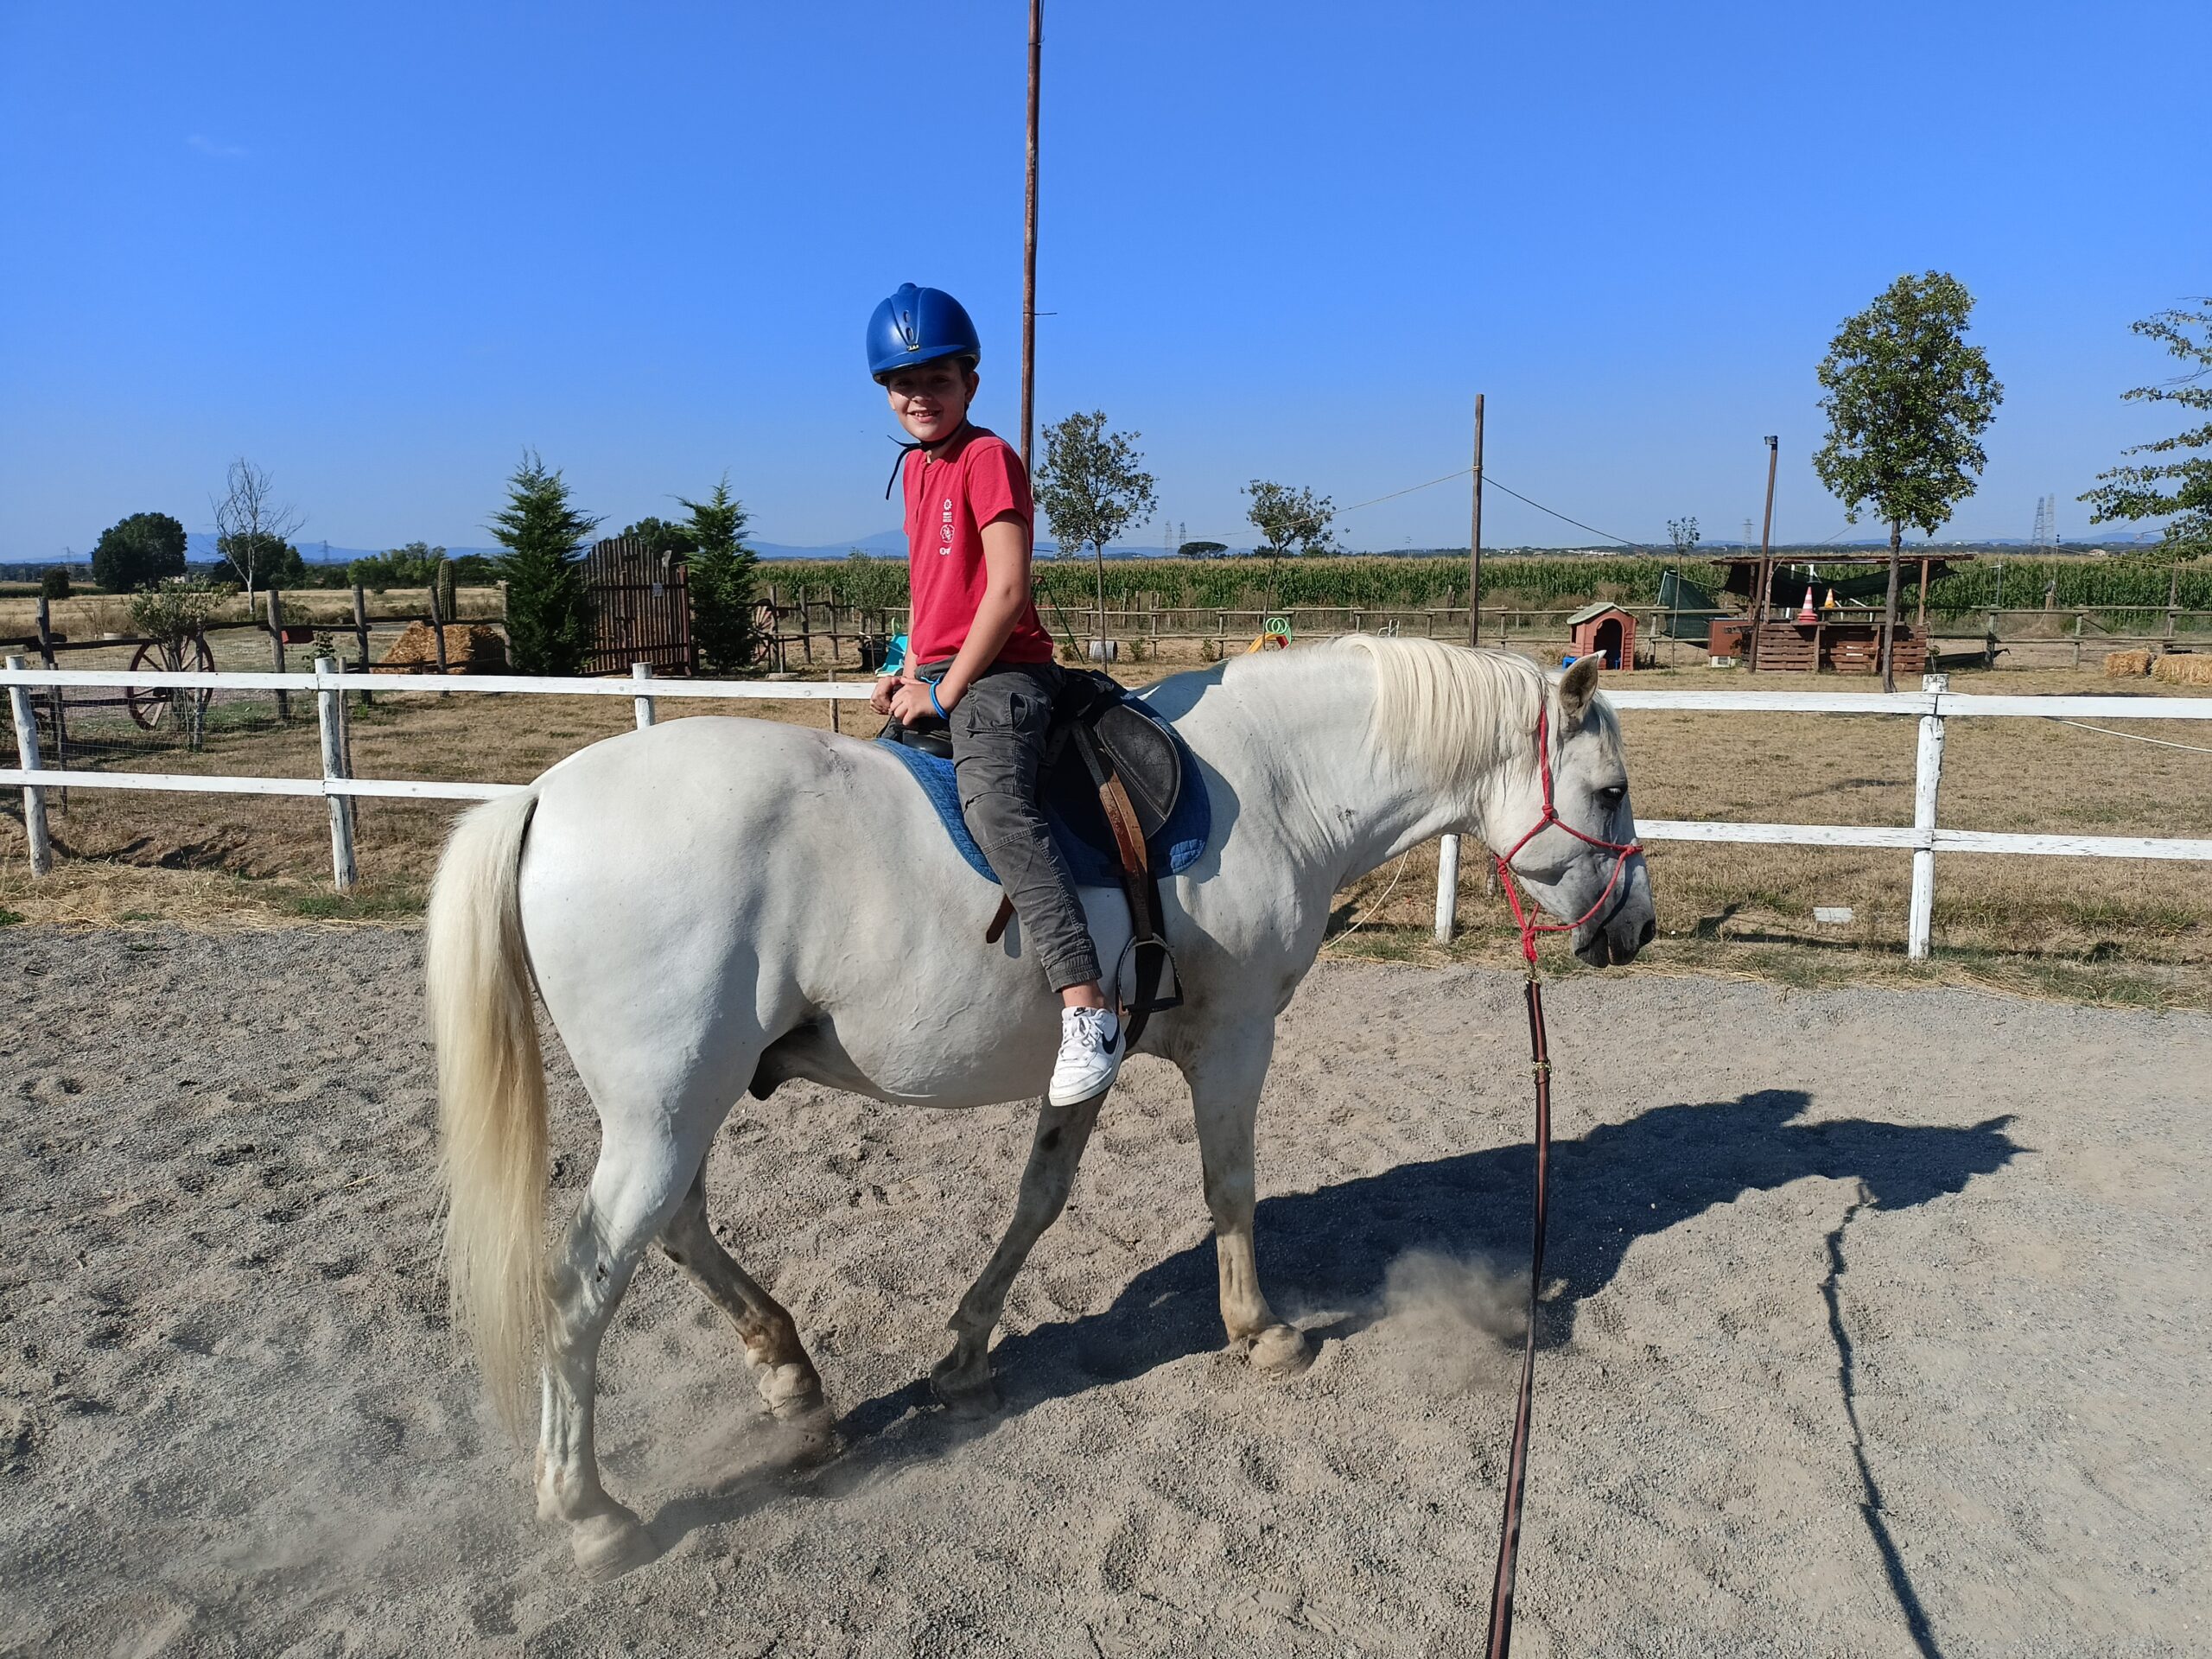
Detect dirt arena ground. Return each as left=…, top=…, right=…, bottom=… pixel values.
left=3, top=930, right=2208, bottom=1657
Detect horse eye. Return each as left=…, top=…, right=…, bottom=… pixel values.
left=1596, top=785, right=1626, bottom=810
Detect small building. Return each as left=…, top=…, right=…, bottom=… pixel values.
left=1566, top=601, right=1636, bottom=671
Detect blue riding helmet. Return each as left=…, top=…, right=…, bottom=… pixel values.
left=867, top=283, right=982, bottom=382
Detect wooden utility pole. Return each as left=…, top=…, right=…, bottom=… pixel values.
left=1467, top=393, right=1485, bottom=647
left=1020, top=0, right=1042, bottom=473
left=1746, top=435, right=1779, bottom=673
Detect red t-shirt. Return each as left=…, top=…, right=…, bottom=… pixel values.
left=901, top=427, right=1055, bottom=665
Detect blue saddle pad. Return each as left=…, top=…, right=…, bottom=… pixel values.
left=877, top=699, right=1211, bottom=887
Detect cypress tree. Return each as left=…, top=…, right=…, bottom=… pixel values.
left=677, top=475, right=762, bottom=674
left=490, top=452, right=596, bottom=676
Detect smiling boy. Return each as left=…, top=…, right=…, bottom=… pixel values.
left=864, top=283, right=1122, bottom=1106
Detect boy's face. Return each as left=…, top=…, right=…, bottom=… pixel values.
left=882, top=359, right=977, bottom=446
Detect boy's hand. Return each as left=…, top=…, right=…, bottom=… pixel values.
left=887, top=678, right=947, bottom=726
left=868, top=675, right=899, bottom=715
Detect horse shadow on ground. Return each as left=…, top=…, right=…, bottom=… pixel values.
left=650, top=1089, right=2016, bottom=1543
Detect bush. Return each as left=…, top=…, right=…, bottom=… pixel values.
left=38, top=567, right=70, bottom=601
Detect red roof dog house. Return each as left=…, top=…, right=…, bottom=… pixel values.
left=1565, top=601, right=1636, bottom=671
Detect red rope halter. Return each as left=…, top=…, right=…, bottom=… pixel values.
left=1491, top=703, right=1643, bottom=965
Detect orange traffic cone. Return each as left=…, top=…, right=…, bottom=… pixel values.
left=1821, top=586, right=1840, bottom=613
left=1796, top=587, right=1817, bottom=624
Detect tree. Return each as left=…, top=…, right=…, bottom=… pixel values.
left=2079, top=300, right=2212, bottom=560
left=490, top=451, right=596, bottom=676
left=1178, top=540, right=1229, bottom=559
left=1033, top=410, right=1157, bottom=647
left=618, top=516, right=696, bottom=561
left=1668, top=516, right=1700, bottom=559
left=348, top=542, right=448, bottom=592
left=90, top=511, right=188, bottom=592
left=217, top=531, right=307, bottom=591
left=39, top=566, right=71, bottom=601
left=1812, top=271, right=2002, bottom=690
left=210, top=457, right=306, bottom=607
left=673, top=475, right=762, bottom=674
left=1243, top=480, right=1338, bottom=611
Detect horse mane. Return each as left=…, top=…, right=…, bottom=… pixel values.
left=1333, top=635, right=1552, bottom=790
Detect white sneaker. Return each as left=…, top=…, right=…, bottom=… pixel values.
left=1049, top=1007, right=1123, bottom=1106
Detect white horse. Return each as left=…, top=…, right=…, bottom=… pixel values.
left=425, top=638, right=1653, bottom=1574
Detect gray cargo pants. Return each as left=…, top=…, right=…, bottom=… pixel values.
left=931, top=658, right=1101, bottom=993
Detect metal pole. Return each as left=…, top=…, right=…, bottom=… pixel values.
left=1907, top=672, right=1948, bottom=960
left=1020, top=0, right=1042, bottom=474
left=315, top=657, right=358, bottom=892
left=631, top=661, right=657, bottom=728
left=1467, top=392, right=1485, bottom=648
left=1433, top=833, right=1462, bottom=942
left=5, top=656, right=53, bottom=876
left=1746, top=436, right=1778, bottom=673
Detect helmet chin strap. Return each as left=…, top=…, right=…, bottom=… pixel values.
left=882, top=416, right=973, bottom=499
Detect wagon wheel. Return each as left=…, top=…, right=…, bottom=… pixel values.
left=126, top=635, right=216, bottom=731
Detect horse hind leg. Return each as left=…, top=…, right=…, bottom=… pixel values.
left=658, top=1169, right=829, bottom=1431
left=536, top=1130, right=700, bottom=1580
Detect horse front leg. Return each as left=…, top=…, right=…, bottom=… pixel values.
left=933, top=1091, right=1106, bottom=1413
left=1185, top=1029, right=1310, bottom=1373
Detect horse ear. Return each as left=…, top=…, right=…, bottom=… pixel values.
left=1558, top=655, right=1603, bottom=724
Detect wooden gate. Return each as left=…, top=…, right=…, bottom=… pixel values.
left=582, top=537, right=696, bottom=677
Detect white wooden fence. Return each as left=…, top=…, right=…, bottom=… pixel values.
left=6, top=658, right=2210, bottom=961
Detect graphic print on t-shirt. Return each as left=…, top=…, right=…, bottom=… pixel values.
left=939, top=496, right=953, bottom=551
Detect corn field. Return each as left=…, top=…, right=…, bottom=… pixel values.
left=761, top=551, right=2209, bottom=628
left=762, top=555, right=1726, bottom=613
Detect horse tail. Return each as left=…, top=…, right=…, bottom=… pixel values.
left=424, top=785, right=546, bottom=1434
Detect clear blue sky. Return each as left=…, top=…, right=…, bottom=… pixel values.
left=3, top=1, right=2207, bottom=558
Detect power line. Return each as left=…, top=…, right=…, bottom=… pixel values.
left=1480, top=475, right=1643, bottom=550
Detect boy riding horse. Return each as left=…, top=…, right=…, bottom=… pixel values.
left=865, top=283, right=1122, bottom=1107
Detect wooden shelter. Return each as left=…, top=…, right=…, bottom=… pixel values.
left=1713, top=552, right=1967, bottom=675
left=1565, top=601, right=1636, bottom=671
left=582, top=536, right=695, bottom=677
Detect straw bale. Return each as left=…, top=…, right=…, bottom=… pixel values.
left=2103, top=649, right=2152, bottom=677
left=2150, top=652, right=2212, bottom=686
left=373, top=620, right=507, bottom=674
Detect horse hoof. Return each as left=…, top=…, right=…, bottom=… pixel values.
left=1247, top=1323, right=1313, bottom=1375
left=758, top=1360, right=824, bottom=1417
left=929, top=1355, right=1001, bottom=1418
left=571, top=1505, right=659, bottom=1580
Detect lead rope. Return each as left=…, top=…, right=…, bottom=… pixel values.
left=1484, top=704, right=1641, bottom=1659
left=1484, top=954, right=1551, bottom=1659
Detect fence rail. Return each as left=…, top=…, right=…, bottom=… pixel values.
left=5, top=659, right=2209, bottom=960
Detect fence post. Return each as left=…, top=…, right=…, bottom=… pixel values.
left=1906, top=672, right=1948, bottom=961
left=1433, top=833, right=1461, bottom=942
left=266, top=588, right=291, bottom=720
left=5, top=656, right=53, bottom=876
left=429, top=577, right=450, bottom=693
left=315, top=656, right=358, bottom=892
left=631, top=661, right=657, bottom=728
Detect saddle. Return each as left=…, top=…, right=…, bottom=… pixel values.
left=881, top=669, right=1185, bottom=1043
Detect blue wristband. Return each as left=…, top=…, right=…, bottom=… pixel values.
left=929, top=681, right=949, bottom=720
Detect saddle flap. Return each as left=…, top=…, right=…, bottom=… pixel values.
left=1090, top=700, right=1181, bottom=833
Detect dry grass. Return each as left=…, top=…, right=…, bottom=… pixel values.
left=2107, top=649, right=2153, bottom=677
left=2, top=656, right=2205, bottom=1008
